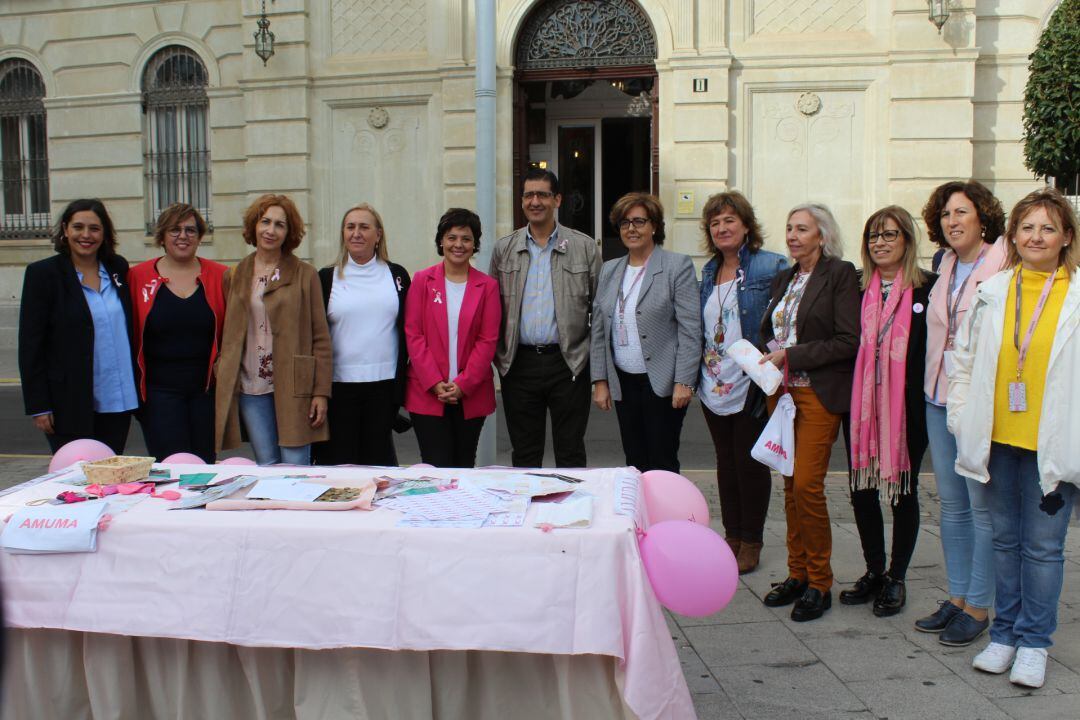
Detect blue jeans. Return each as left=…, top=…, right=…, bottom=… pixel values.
left=987, top=443, right=1076, bottom=649
left=238, top=393, right=311, bottom=466
left=925, top=402, right=994, bottom=608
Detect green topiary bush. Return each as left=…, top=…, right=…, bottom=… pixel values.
left=1022, top=0, right=1080, bottom=190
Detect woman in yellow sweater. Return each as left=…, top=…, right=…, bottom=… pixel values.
left=946, top=188, right=1079, bottom=689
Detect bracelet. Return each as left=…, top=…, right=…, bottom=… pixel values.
left=676, top=382, right=695, bottom=392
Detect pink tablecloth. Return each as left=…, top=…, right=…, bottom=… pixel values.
left=0, top=465, right=693, bottom=720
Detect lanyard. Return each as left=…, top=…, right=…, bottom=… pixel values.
left=1012, top=268, right=1058, bottom=380
left=617, top=265, right=647, bottom=319
left=945, top=246, right=987, bottom=347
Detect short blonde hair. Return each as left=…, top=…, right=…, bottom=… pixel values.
left=859, top=205, right=926, bottom=289
left=335, top=204, right=389, bottom=278
left=1004, top=187, right=1079, bottom=273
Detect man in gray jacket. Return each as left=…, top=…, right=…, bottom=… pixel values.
left=489, top=169, right=602, bottom=467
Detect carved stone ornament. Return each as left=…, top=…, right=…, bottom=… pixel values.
left=796, top=92, right=822, bottom=116
left=367, top=107, right=390, bottom=129
left=515, top=0, right=657, bottom=71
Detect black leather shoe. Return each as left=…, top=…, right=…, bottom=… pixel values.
left=763, top=577, right=808, bottom=607
left=839, top=571, right=884, bottom=605
left=914, top=600, right=964, bottom=633
left=791, top=587, right=831, bottom=622
left=872, top=576, right=906, bottom=617
left=939, top=611, right=989, bottom=646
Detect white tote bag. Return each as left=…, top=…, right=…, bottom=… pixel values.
left=751, top=392, right=795, bottom=476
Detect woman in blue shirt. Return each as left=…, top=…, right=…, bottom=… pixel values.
left=19, top=199, right=138, bottom=454
left=697, top=191, right=788, bottom=574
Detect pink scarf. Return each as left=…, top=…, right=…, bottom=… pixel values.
left=850, top=271, right=913, bottom=503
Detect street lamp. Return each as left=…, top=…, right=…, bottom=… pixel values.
left=928, top=0, right=950, bottom=34
left=254, top=0, right=275, bottom=65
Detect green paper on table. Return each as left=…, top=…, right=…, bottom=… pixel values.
left=179, top=473, right=217, bottom=488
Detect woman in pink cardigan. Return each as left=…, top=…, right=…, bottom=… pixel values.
left=404, top=208, right=501, bottom=467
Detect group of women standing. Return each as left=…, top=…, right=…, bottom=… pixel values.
left=19, top=180, right=1080, bottom=688
left=20, top=196, right=500, bottom=470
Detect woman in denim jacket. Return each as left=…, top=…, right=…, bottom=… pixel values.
left=697, top=191, right=788, bottom=573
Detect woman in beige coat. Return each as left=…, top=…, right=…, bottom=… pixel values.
left=214, top=194, right=332, bottom=465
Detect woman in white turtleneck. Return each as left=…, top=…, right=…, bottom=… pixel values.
left=316, top=204, right=411, bottom=465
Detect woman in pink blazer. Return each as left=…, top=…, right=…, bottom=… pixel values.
left=404, top=208, right=501, bottom=467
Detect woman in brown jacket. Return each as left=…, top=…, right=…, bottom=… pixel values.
left=214, top=194, right=332, bottom=465
left=758, top=202, right=861, bottom=622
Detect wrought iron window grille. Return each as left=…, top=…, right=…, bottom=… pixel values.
left=142, top=46, right=212, bottom=234
left=515, top=0, right=657, bottom=71
left=0, top=59, right=50, bottom=240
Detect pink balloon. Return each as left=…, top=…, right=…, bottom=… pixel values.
left=162, top=452, right=205, bottom=465
left=49, top=438, right=113, bottom=472
left=639, top=520, right=738, bottom=617
left=411, top=463, right=435, bottom=469
left=641, top=470, right=710, bottom=526
left=217, top=456, right=257, bottom=466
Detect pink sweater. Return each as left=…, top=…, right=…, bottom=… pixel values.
left=923, top=238, right=1007, bottom=405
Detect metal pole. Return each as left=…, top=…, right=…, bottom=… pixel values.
left=474, top=0, right=497, bottom=466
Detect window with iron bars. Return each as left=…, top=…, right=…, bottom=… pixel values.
left=142, top=46, right=211, bottom=234
left=0, top=59, right=50, bottom=240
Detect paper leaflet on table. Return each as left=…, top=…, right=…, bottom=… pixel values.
left=0, top=467, right=85, bottom=498
left=247, top=476, right=328, bottom=502
left=378, top=486, right=510, bottom=521
left=467, top=472, right=576, bottom=497
left=533, top=496, right=593, bottom=529
left=726, top=338, right=783, bottom=395
left=1, top=501, right=109, bottom=554
left=170, top=476, right=258, bottom=510
left=374, top=476, right=457, bottom=501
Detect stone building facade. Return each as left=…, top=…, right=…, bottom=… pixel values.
left=0, top=0, right=1063, bottom=298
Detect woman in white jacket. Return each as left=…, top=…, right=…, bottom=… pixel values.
left=947, top=187, right=1079, bottom=689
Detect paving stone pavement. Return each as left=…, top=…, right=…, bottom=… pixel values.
left=1, top=457, right=1077, bottom=719
left=679, top=469, right=1080, bottom=720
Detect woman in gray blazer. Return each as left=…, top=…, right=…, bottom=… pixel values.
left=591, top=193, right=702, bottom=472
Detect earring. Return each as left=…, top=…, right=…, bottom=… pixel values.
left=981, top=228, right=986, bottom=238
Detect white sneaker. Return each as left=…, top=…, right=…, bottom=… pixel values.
left=973, top=642, right=1016, bottom=673
left=1009, top=647, right=1048, bottom=688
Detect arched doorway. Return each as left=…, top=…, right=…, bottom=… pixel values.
left=512, top=0, right=658, bottom=259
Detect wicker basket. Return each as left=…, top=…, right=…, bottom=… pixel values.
left=82, top=456, right=155, bottom=485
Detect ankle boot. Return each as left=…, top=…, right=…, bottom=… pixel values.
left=726, top=537, right=742, bottom=558
left=737, top=541, right=763, bottom=574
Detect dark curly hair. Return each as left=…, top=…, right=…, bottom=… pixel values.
left=435, top=208, right=482, bottom=255
left=921, top=180, right=1005, bottom=249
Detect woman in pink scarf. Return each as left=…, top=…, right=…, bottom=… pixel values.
left=841, top=206, right=935, bottom=617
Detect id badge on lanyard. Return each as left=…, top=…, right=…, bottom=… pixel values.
left=1009, top=268, right=1057, bottom=412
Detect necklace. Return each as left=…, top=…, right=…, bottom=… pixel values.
left=712, top=268, right=738, bottom=345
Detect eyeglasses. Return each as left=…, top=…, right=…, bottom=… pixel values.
left=522, top=191, right=555, bottom=200
left=618, top=217, right=650, bottom=230
left=867, top=230, right=901, bottom=245
left=167, top=226, right=199, bottom=238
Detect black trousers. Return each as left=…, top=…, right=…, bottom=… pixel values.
left=141, top=385, right=215, bottom=462
left=613, top=369, right=688, bottom=473
left=48, top=411, right=132, bottom=455
left=702, top=403, right=772, bottom=543
left=314, top=380, right=399, bottom=466
left=843, top=414, right=925, bottom=580
left=411, top=405, right=486, bottom=468
left=501, top=349, right=591, bottom=468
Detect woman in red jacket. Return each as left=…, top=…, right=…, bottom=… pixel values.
left=129, top=203, right=227, bottom=461
left=404, top=208, right=501, bottom=467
